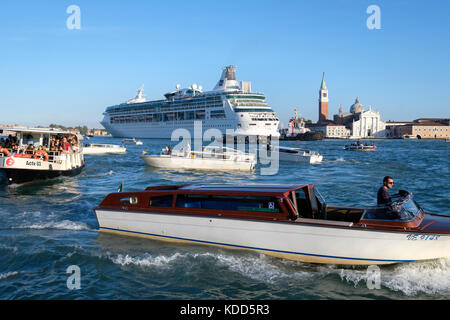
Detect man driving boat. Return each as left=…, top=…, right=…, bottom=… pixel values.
left=377, top=176, right=394, bottom=206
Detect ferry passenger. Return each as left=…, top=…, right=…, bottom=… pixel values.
left=26, top=144, right=35, bottom=154
left=50, top=138, right=56, bottom=151
left=54, top=138, right=62, bottom=151
left=62, top=137, right=71, bottom=152
left=377, top=176, right=394, bottom=206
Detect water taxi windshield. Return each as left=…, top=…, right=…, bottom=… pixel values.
left=364, top=193, right=422, bottom=221
left=389, top=196, right=421, bottom=220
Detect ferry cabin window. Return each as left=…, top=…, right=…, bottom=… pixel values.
left=175, top=194, right=280, bottom=213
left=149, top=195, right=174, bottom=207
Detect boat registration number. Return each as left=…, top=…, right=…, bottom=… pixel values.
left=26, top=160, right=42, bottom=167
left=406, top=234, right=440, bottom=241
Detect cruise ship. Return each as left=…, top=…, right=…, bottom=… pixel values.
left=100, top=66, right=280, bottom=139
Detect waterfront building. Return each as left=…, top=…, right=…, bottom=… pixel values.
left=333, top=98, right=387, bottom=138
left=308, top=123, right=350, bottom=139
left=0, top=124, right=22, bottom=136
left=89, top=129, right=110, bottom=136
left=386, top=118, right=449, bottom=139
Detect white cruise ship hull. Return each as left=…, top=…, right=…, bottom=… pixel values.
left=94, top=209, right=450, bottom=265
left=102, top=119, right=279, bottom=139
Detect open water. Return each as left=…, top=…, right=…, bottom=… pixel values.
left=0, top=138, right=449, bottom=300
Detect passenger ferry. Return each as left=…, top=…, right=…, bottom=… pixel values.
left=0, top=127, right=85, bottom=185
left=100, top=66, right=280, bottom=139
left=94, top=184, right=450, bottom=265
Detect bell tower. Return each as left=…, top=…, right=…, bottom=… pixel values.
left=318, top=72, right=329, bottom=123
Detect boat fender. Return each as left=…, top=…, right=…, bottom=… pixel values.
left=0, top=148, right=10, bottom=157
left=33, top=150, right=49, bottom=162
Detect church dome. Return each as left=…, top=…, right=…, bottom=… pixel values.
left=350, top=97, right=364, bottom=113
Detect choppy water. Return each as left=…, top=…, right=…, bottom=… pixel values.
left=0, top=138, right=449, bottom=299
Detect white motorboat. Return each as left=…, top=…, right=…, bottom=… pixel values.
left=402, top=134, right=417, bottom=139
left=94, top=184, right=450, bottom=265
left=344, top=141, right=376, bottom=151
left=122, top=138, right=143, bottom=145
left=83, top=143, right=126, bottom=155
left=261, top=146, right=322, bottom=164
left=141, top=145, right=256, bottom=171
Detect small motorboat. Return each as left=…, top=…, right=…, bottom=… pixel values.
left=402, top=134, right=417, bottom=139
left=83, top=143, right=126, bottom=155
left=260, top=145, right=322, bottom=164
left=140, top=145, right=256, bottom=171
left=122, top=138, right=143, bottom=145
left=344, top=140, right=376, bottom=151
left=93, top=184, right=450, bottom=265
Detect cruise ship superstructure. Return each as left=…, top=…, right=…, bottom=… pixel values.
left=101, top=66, right=280, bottom=139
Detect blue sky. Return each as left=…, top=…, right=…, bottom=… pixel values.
left=1, top=0, right=449, bottom=128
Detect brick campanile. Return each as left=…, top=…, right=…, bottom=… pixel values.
left=318, top=72, right=329, bottom=123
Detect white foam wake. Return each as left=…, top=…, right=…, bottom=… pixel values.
left=383, top=258, right=450, bottom=296
left=329, top=258, right=450, bottom=296
left=14, top=220, right=91, bottom=231
left=111, top=252, right=185, bottom=268
left=0, top=271, right=18, bottom=280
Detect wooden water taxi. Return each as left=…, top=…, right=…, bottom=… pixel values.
left=93, top=184, right=450, bottom=265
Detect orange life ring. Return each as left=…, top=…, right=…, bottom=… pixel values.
left=0, top=148, right=10, bottom=157
left=33, top=150, right=49, bottom=162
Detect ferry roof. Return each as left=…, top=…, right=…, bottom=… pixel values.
left=145, top=184, right=308, bottom=195
left=1, top=127, right=81, bottom=136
